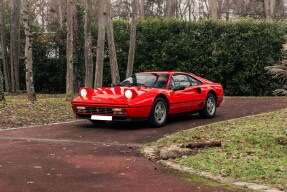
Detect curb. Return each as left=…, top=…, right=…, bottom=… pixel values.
left=0, top=119, right=83, bottom=132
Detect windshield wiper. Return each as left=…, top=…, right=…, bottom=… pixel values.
left=135, top=83, right=148, bottom=88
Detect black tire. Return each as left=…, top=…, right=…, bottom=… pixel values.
left=199, top=93, right=216, bottom=118
left=148, top=97, right=168, bottom=127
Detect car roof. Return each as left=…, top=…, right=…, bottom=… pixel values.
left=137, top=71, right=194, bottom=75
left=137, top=71, right=174, bottom=75
left=135, top=71, right=211, bottom=84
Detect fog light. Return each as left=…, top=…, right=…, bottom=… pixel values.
left=76, top=106, right=86, bottom=112
left=112, top=108, right=126, bottom=115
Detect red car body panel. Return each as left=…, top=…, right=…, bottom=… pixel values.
left=71, top=71, right=224, bottom=121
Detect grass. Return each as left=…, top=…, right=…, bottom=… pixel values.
left=0, top=94, right=75, bottom=129
left=157, top=108, right=287, bottom=190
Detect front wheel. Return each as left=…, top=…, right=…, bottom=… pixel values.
left=199, top=93, right=216, bottom=118
left=148, top=98, right=168, bottom=127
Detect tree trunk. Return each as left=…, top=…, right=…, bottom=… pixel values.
left=274, top=0, right=284, bottom=19
left=166, top=0, right=175, bottom=18
left=0, top=0, right=11, bottom=92
left=126, top=0, right=137, bottom=78
left=106, top=0, right=120, bottom=85
left=94, top=0, right=106, bottom=88
left=188, top=0, right=192, bottom=21
left=22, top=0, right=36, bottom=102
left=0, top=0, right=4, bottom=101
left=66, top=0, right=75, bottom=101
left=0, top=67, right=4, bottom=101
left=72, top=2, right=80, bottom=93
left=264, top=0, right=276, bottom=19
left=139, top=0, right=145, bottom=19
left=10, top=0, right=21, bottom=93
left=225, top=0, right=230, bottom=20
left=264, top=0, right=270, bottom=19
left=40, top=0, right=45, bottom=31
left=0, top=53, right=3, bottom=101
left=58, top=1, right=63, bottom=28
left=0, top=0, right=4, bottom=100
left=208, top=0, right=218, bottom=19
left=84, top=0, right=93, bottom=88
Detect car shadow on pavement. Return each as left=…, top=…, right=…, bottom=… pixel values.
left=76, top=120, right=151, bottom=130
left=74, top=113, right=213, bottom=131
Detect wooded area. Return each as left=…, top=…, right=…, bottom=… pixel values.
left=0, top=0, right=287, bottom=101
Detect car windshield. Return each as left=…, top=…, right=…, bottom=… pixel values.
left=119, top=73, right=170, bottom=89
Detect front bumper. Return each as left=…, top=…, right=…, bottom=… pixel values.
left=72, top=104, right=152, bottom=122
left=76, top=114, right=147, bottom=122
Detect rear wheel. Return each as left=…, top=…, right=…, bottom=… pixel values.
left=148, top=98, right=168, bottom=127
left=199, top=93, right=216, bottom=118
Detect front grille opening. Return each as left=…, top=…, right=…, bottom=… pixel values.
left=76, top=107, right=113, bottom=115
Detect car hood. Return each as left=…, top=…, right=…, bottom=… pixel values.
left=73, top=86, right=154, bottom=105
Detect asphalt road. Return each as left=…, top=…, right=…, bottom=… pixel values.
left=0, top=97, right=286, bottom=192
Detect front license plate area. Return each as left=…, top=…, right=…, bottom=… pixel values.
left=91, top=115, right=112, bottom=121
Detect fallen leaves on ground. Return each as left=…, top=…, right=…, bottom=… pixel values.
left=0, top=94, right=75, bottom=129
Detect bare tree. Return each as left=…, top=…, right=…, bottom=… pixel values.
left=0, top=66, right=4, bottom=101
left=126, top=0, right=138, bottom=78
left=0, top=0, right=10, bottom=92
left=84, top=0, right=93, bottom=88
left=94, top=0, right=106, bottom=88
left=22, top=0, right=36, bottom=101
left=166, top=0, right=175, bottom=18
left=0, top=54, right=3, bottom=100
left=209, top=0, right=218, bottom=19
left=274, top=0, right=285, bottom=19
left=139, top=0, right=145, bottom=19
left=66, top=0, right=75, bottom=100
left=39, top=0, right=47, bottom=31
left=223, top=0, right=230, bottom=20
left=72, top=1, right=80, bottom=92
left=10, top=0, right=21, bottom=93
left=0, top=0, right=4, bottom=100
left=106, top=0, right=120, bottom=84
left=264, top=0, right=276, bottom=19
left=58, top=1, right=64, bottom=28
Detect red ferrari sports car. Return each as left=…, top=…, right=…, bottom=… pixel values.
left=72, top=71, right=224, bottom=127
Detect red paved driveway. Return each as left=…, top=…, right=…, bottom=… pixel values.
left=0, top=97, right=286, bottom=192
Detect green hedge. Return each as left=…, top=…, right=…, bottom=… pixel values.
left=27, top=19, right=285, bottom=96
left=123, top=19, right=285, bottom=96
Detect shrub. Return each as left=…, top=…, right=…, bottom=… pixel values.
left=20, top=19, right=286, bottom=96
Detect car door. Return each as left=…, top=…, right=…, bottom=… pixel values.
left=187, top=75, right=206, bottom=111
left=169, top=74, right=204, bottom=114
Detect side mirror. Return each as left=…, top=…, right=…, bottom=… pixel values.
left=173, top=85, right=185, bottom=91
